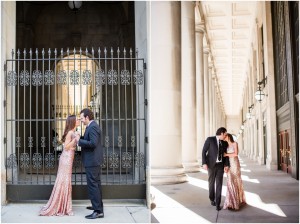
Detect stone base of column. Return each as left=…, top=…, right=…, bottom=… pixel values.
left=183, top=162, right=201, bottom=173
left=1, top=172, right=7, bottom=205
left=266, top=158, right=278, bottom=170
left=252, top=154, right=258, bottom=161
left=151, top=166, right=188, bottom=185
left=257, top=156, right=264, bottom=165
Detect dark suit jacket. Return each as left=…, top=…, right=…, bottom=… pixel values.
left=78, top=120, right=103, bottom=167
left=202, top=136, right=230, bottom=168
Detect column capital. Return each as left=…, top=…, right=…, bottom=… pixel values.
left=203, top=46, right=210, bottom=54
left=255, top=17, right=259, bottom=25
left=195, top=22, right=206, bottom=33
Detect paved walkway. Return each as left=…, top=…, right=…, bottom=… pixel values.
left=2, top=154, right=299, bottom=223
left=151, top=154, right=299, bottom=223
left=1, top=199, right=150, bottom=223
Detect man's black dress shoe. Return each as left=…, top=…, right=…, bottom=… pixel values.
left=85, top=211, right=104, bottom=219
left=86, top=206, right=94, bottom=210
left=216, top=205, right=221, bottom=211
left=211, top=201, right=216, bottom=206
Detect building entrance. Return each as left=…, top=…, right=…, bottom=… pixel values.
left=279, top=130, right=292, bottom=174
left=4, top=47, right=147, bottom=200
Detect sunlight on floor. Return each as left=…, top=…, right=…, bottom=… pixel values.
left=244, top=191, right=287, bottom=217
left=241, top=174, right=260, bottom=183
left=188, top=175, right=209, bottom=190
left=199, top=169, right=208, bottom=174
left=240, top=167, right=251, bottom=172
left=151, top=186, right=211, bottom=223
left=188, top=176, right=286, bottom=218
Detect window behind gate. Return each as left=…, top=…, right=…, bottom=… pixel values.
left=5, top=47, right=147, bottom=186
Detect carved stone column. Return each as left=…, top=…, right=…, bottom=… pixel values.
left=151, top=1, right=187, bottom=184
left=195, top=24, right=205, bottom=162
left=208, top=63, right=213, bottom=135
left=203, top=47, right=210, bottom=137
left=181, top=1, right=200, bottom=173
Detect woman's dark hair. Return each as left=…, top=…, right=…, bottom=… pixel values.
left=227, top=133, right=235, bottom=143
left=61, top=115, right=76, bottom=142
left=216, top=127, right=227, bottom=135
left=80, top=108, right=94, bottom=120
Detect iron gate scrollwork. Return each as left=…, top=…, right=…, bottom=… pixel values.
left=5, top=47, right=147, bottom=199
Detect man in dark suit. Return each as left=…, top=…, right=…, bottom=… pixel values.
left=76, top=108, right=104, bottom=219
left=202, top=127, right=229, bottom=211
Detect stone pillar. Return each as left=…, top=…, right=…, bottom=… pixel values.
left=1, top=1, right=17, bottom=205
left=245, top=81, right=249, bottom=156
left=246, top=124, right=250, bottom=156
left=263, top=1, right=277, bottom=170
left=195, top=25, right=205, bottom=162
left=134, top=1, right=150, bottom=207
left=254, top=115, right=258, bottom=161
left=211, top=76, right=215, bottom=132
left=258, top=104, right=264, bottom=164
left=208, top=63, right=213, bottom=135
left=212, top=72, right=217, bottom=132
left=181, top=1, right=200, bottom=173
left=203, top=47, right=210, bottom=137
left=216, top=90, right=219, bottom=129
left=250, top=120, right=255, bottom=160
left=216, top=90, right=220, bottom=128
left=151, top=1, right=187, bottom=184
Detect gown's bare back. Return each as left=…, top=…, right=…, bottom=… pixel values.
left=39, top=133, right=75, bottom=216
left=223, top=145, right=246, bottom=210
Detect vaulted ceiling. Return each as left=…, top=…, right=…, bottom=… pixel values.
left=199, top=1, right=257, bottom=116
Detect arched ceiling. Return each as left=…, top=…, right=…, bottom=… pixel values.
left=199, top=1, right=257, bottom=116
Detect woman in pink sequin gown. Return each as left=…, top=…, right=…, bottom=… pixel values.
left=39, top=115, right=80, bottom=216
left=223, top=133, right=246, bottom=210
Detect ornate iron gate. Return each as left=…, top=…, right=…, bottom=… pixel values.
left=4, top=47, right=147, bottom=200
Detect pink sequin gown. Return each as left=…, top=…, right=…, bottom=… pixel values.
left=39, top=133, right=75, bottom=216
left=223, top=145, right=246, bottom=210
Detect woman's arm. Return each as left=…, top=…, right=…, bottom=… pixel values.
left=224, top=142, right=238, bottom=157
left=64, top=131, right=77, bottom=150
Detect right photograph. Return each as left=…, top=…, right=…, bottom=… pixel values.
left=149, top=1, right=299, bottom=223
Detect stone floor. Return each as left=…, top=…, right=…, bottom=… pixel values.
left=1, top=199, right=150, bottom=223
left=151, top=154, right=299, bottom=223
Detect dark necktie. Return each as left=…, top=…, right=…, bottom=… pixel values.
left=218, top=141, right=222, bottom=161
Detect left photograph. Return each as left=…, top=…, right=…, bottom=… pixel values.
left=1, top=1, right=150, bottom=223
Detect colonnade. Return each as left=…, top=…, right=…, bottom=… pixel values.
left=151, top=1, right=226, bottom=184
left=239, top=1, right=278, bottom=172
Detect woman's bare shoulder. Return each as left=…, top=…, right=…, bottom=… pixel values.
left=67, top=130, right=74, bottom=137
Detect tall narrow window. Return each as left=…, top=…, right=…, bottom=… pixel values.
left=272, top=2, right=289, bottom=109
left=260, top=26, right=266, bottom=87
left=290, top=1, right=299, bottom=95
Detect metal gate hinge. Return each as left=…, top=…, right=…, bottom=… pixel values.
left=4, top=63, right=7, bottom=72
left=4, top=137, right=7, bottom=144
left=144, top=99, right=148, bottom=106
left=143, top=62, right=147, bottom=69
left=3, top=100, right=6, bottom=107
left=145, top=137, right=148, bottom=143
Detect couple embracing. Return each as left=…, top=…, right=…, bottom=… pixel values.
left=202, top=127, right=246, bottom=211
left=39, top=108, right=104, bottom=219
